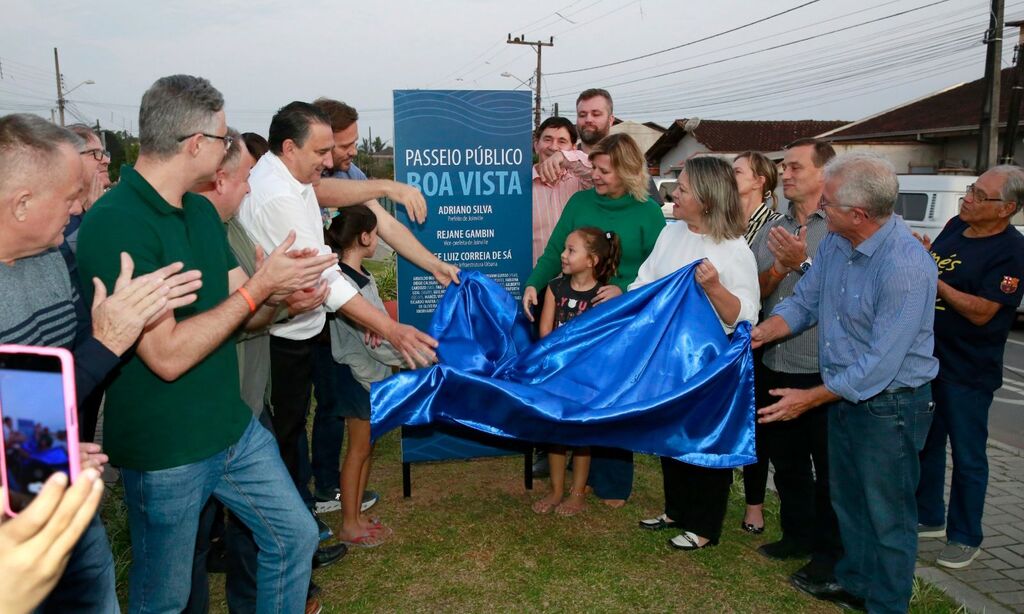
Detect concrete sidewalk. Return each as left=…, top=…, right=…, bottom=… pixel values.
left=915, top=440, right=1024, bottom=613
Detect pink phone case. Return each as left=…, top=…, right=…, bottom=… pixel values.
left=0, top=344, right=80, bottom=517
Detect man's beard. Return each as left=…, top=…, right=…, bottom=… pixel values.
left=579, top=125, right=609, bottom=146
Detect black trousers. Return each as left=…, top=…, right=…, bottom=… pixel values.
left=268, top=334, right=317, bottom=483
left=742, top=420, right=770, bottom=506
left=758, top=365, right=842, bottom=569
left=661, top=457, right=733, bottom=544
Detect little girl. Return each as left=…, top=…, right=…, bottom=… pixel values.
left=532, top=226, right=622, bottom=516
left=325, top=205, right=404, bottom=546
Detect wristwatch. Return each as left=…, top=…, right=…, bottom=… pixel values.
left=796, top=257, right=812, bottom=275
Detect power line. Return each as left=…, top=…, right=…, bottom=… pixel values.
left=600, top=8, right=984, bottom=111
left=548, top=0, right=955, bottom=97
left=549, top=0, right=911, bottom=96
left=547, top=0, right=822, bottom=76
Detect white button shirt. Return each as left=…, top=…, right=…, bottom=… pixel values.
left=238, top=153, right=357, bottom=341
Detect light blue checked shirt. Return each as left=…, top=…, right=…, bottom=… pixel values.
left=772, top=215, right=939, bottom=403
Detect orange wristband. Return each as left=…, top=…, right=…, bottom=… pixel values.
left=768, top=265, right=787, bottom=280
left=237, top=287, right=257, bottom=313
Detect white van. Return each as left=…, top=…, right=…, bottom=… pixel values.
left=895, top=175, right=974, bottom=240
left=896, top=174, right=1024, bottom=312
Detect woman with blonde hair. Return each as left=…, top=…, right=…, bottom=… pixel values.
left=523, top=132, right=665, bottom=507
left=632, top=155, right=759, bottom=550
left=733, top=150, right=781, bottom=245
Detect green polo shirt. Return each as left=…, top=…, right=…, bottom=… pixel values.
left=77, top=165, right=250, bottom=471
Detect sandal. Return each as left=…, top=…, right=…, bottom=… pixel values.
left=340, top=529, right=389, bottom=549
left=638, top=514, right=678, bottom=531
left=740, top=520, right=765, bottom=535
left=532, top=497, right=559, bottom=514
left=669, top=531, right=714, bottom=551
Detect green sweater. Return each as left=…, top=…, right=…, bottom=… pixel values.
left=526, top=188, right=666, bottom=291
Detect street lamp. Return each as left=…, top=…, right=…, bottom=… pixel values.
left=57, top=79, right=94, bottom=126
left=500, top=72, right=532, bottom=89
left=64, top=79, right=95, bottom=96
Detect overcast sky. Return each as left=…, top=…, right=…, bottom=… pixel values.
left=0, top=0, right=1019, bottom=146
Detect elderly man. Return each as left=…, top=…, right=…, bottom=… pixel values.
left=77, top=75, right=340, bottom=613
left=916, top=165, right=1024, bottom=569
left=57, top=124, right=115, bottom=443
left=752, top=154, right=938, bottom=613
left=750, top=139, right=842, bottom=584
left=0, top=113, right=199, bottom=612
left=62, top=124, right=110, bottom=256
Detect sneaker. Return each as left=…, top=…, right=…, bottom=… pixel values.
left=359, top=490, right=380, bottom=513
left=313, top=488, right=341, bottom=514
left=917, top=523, right=946, bottom=538
left=936, top=542, right=980, bottom=569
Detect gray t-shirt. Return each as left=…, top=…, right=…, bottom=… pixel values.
left=749, top=206, right=828, bottom=374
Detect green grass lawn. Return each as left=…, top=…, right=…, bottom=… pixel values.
left=101, top=428, right=964, bottom=613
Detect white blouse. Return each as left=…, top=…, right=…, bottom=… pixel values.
left=629, top=223, right=760, bottom=333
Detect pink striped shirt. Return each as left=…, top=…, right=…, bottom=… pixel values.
left=531, top=151, right=593, bottom=264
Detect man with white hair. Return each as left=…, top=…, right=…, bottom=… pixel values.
left=752, top=153, right=938, bottom=613
left=916, top=165, right=1024, bottom=570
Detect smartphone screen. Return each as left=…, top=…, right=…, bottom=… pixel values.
left=0, top=351, right=73, bottom=514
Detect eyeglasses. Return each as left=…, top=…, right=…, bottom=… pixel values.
left=80, top=148, right=110, bottom=161
left=177, top=132, right=234, bottom=150
left=817, top=196, right=846, bottom=210
left=961, top=184, right=1004, bottom=204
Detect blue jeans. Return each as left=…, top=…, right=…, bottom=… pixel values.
left=829, top=385, right=933, bottom=614
left=917, top=379, right=993, bottom=547
left=36, top=514, right=119, bottom=613
left=121, top=418, right=318, bottom=614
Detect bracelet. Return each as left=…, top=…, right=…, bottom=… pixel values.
left=237, top=287, right=257, bottom=313
left=767, top=265, right=787, bottom=280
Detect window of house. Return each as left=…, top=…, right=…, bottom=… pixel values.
left=895, top=192, right=929, bottom=221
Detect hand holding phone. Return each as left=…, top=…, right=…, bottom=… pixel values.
left=0, top=345, right=80, bottom=517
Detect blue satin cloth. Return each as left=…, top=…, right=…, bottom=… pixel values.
left=371, top=264, right=757, bottom=468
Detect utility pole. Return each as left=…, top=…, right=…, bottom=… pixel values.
left=506, top=34, right=553, bottom=130
left=1001, top=20, right=1024, bottom=164
left=53, top=47, right=65, bottom=126
left=977, top=0, right=1005, bottom=172
left=95, top=119, right=106, bottom=149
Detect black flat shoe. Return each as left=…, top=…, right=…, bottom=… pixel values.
left=758, top=539, right=812, bottom=560
left=789, top=572, right=865, bottom=612
left=740, top=520, right=764, bottom=534
left=312, top=542, right=348, bottom=569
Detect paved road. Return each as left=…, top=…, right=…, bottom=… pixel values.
left=993, top=324, right=1024, bottom=449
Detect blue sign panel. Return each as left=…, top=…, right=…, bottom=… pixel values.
left=393, top=89, right=533, bottom=465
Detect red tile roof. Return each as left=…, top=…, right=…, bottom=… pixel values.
left=646, top=118, right=848, bottom=162
left=827, top=68, right=1020, bottom=140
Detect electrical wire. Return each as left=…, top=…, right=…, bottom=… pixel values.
left=547, top=0, right=823, bottom=76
